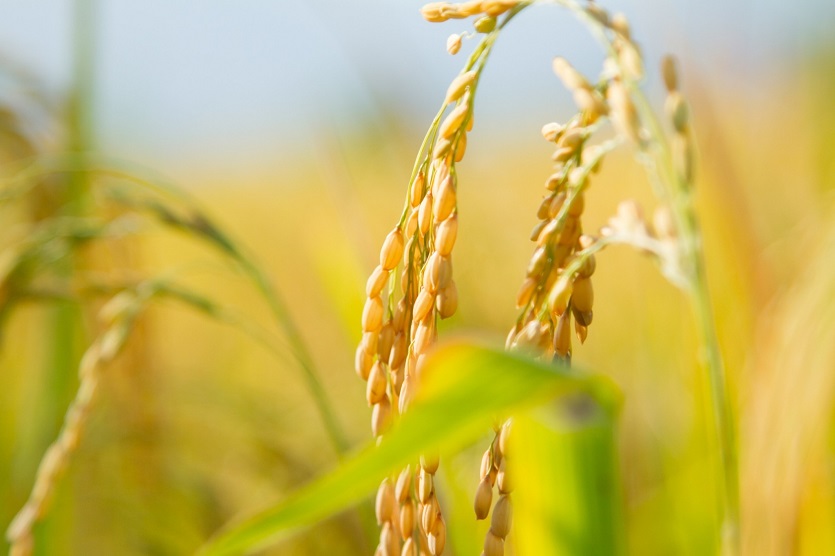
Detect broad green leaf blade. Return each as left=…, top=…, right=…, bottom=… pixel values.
left=199, top=341, right=618, bottom=555
left=513, top=405, right=625, bottom=556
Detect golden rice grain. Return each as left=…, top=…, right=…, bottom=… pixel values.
left=516, top=276, right=538, bottom=308
left=366, top=265, right=388, bottom=298
left=445, top=71, right=477, bottom=105
left=377, top=478, right=396, bottom=524
left=474, top=476, right=493, bottom=520
left=433, top=175, right=457, bottom=222
left=439, top=103, right=469, bottom=139
left=490, top=495, right=512, bottom=538
left=428, top=517, right=446, bottom=555
left=410, top=171, right=426, bottom=208
left=400, top=500, right=416, bottom=541
left=435, top=214, right=458, bottom=256
left=446, top=34, right=462, bottom=55
left=661, top=54, right=679, bottom=92
left=381, top=228, right=405, bottom=271
left=483, top=530, right=504, bottom=556
left=413, top=289, right=436, bottom=322
left=436, top=280, right=458, bottom=318
left=355, top=346, right=373, bottom=380
left=363, top=295, right=385, bottom=332
left=372, top=396, right=392, bottom=437
left=367, top=361, right=389, bottom=405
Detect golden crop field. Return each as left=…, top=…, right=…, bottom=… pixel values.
left=1, top=2, right=834, bottom=555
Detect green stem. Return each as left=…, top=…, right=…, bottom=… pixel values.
left=237, top=258, right=351, bottom=456
left=530, top=1, right=740, bottom=551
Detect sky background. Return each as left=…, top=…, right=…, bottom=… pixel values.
left=0, top=0, right=833, bottom=183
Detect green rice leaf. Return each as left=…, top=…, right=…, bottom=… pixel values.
left=198, top=340, right=619, bottom=555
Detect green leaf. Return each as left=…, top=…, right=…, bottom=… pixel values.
left=512, top=404, right=625, bottom=555
left=198, top=341, right=619, bottom=556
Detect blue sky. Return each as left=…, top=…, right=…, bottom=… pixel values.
left=0, top=0, right=831, bottom=180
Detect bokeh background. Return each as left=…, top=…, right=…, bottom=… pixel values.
left=1, top=1, right=834, bottom=554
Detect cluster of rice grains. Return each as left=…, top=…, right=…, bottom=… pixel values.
left=356, top=1, right=695, bottom=555
left=356, top=31, right=477, bottom=556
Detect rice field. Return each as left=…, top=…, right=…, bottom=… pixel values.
left=1, top=1, right=834, bottom=555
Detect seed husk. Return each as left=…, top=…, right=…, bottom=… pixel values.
left=367, top=361, right=388, bottom=405
left=480, top=449, right=495, bottom=482
left=444, top=71, right=477, bottom=105
left=395, top=465, right=412, bottom=502
left=572, top=305, right=593, bottom=326
left=575, top=320, right=589, bottom=344
left=446, top=33, right=462, bottom=55
left=433, top=175, right=457, bottom=222
left=554, top=311, right=572, bottom=358
left=436, top=280, right=458, bottom=319
left=552, top=146, right=575, bottom=163
left=568, top=192, right=585, bottom=217
left=454, top=131, right=467, bottom=162
left=363, top=295, right=384, bottom=332
left=439, top=103, right=469, bottom=139
left=389, top=332, right=408, bottom=369
left=410, top=172, right=426, bottom=208
left=577, top=252, right=597, bottom=278
left=552, top=57, right=589, bottom=91
left=491, top=495, right=513, bottom=538
left=435, top=214, right=458, bottom=256
left=418, top=193, right=433, bottom=235
left=619, top=41, right=644, bottom=80
left=381, top=228, right=405, bottom=271
left=378, top=322, right=395, bottom=362
left=572, top=277, right=594, bottom=313
left=541, top=122, right=564, bottom=142
left=608, top=80, right=640, bottom=142
left=516, top=277, right=538, bottom=309
left=610, top=12, right=630, bottom=39
left=527, top=247, right=548, bottom=277
left=482, top=0, right=516, bottom=17
left=661, top=55, right=679, bottom=92
left=421, top=496, right=438, bottom=533
left=401, top=537, right=417, bottom=556
left=398, top=375, right=414, bottom=413
left=376, top=478, right=396, bottom=524
left=483, top=530, right=504, bottom=556
left=360, top=330, right=379, bottom=357
left=420, top=3, right=446, bottom=23
left=559, top=127, right=584, bottom=150
left=372, top=396, right=392, bottom=437
left=474, top=15, right=496, bottom=33
left=529, top=219, right=548, bottom=241
left=413, top=289, right=436, bottom=323
left=421, top=453, right=440, bottom=474
left=417, top=467, right=434, bottom=503
left=367, top=265, right=389, bottom=297
left=474, top=476, right=493, bottom=520
left=550, top=276, right=573, bottom=316
left=413, top=320, right=434, bottom=355
left=355, top=345, right=374, bottom=380
left=428, top=517, right=446, bottom=555
left=381, top=521, right=400, bottom=556
left=497, top=458, right=512, bottom=494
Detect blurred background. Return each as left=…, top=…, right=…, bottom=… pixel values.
left=1, top=0, right=834, bottom=554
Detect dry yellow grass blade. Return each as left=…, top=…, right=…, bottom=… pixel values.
left=741, top=211, right=835, bottom=555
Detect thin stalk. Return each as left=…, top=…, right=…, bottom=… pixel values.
left=235, top=258, right=351, bottom=455
left=1, top=154, right=352, bottom=457
left=530, top=1, right=740, bottom=551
